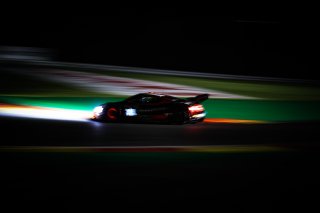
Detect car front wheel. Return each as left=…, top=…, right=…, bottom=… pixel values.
left=105, top=107, right=119, bottom=122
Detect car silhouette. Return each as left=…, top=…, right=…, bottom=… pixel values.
left=92, top=92, right=209, bottom=124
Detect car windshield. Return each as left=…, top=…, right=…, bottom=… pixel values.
left=125, top=94, right=142, bottom=102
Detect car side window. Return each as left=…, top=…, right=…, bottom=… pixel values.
left=126, top=95, right=159, bottom=104
left=141, top=96, right=159, bottom=104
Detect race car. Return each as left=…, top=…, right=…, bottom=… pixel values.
left=92, top=93, right=209, bottom=124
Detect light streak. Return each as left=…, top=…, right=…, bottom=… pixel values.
left=204, top=118, right=267, bottom=124
left=0, top=104, right=91, bottom=122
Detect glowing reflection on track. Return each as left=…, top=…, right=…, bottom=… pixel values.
left=0, top=104, right=91, bottom=122
left=204, top=118, right=266, bottom=124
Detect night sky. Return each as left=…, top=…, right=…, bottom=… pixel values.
left=0, top=8, right=318, bottom=79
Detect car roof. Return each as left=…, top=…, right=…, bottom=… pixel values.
left=144, top=92, right=165, bottom=96
left=139, top=93, right=180, bottom=100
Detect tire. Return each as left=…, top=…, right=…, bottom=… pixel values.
left=169, top=110, right=189, bottom=124
left=180, top=111, right=190, bottom=124
left=105, top=107, right=119, bottom=122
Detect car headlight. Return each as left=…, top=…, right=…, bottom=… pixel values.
left=93, top=106, right=104, bottom=115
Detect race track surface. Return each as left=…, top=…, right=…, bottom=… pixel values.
left=0, top=116, right=319, bottom=148
left=1, top=116, right=320, bottom=211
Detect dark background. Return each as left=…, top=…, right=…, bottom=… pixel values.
left=0, top=8, right=318, bottom=79
left=1, top=8, right=320, bottom=212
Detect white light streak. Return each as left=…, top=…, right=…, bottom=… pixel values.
left=0, top=106, right=92, bottom=122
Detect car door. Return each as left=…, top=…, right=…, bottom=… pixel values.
left=123, top=95, right=167, bottom=122
left=138, top=95, right=169, bottom=121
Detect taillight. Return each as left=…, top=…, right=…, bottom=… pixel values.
left=188, top=104, right=204, bottom=114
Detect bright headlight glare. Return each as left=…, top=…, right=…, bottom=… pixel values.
left=93, top=106, right=104, bottom=114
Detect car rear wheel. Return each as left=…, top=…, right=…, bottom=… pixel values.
left=169, top=110, right=189, bottom=124
left=181, top=111, right=190, bottom=124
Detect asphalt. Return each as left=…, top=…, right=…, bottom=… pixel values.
left=1, top=116, right=320, bottom=211
left=0, top=116, right=320, bottom=148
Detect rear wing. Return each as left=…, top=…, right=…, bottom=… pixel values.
left=185, top=94, right=209, bottom=104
